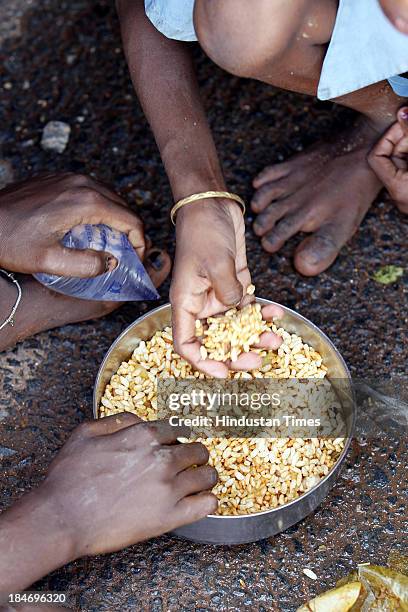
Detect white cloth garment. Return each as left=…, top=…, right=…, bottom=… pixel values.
left=145, top=0, right=196, bottom=42
left=318, top=0, right=408, bottom=99
left=145, top=0, right=408, bottom=99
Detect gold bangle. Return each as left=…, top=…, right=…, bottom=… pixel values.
left=170, top=191, right=246, bottom=225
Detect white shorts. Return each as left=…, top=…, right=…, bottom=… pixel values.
left=145, top=0, right=408, bottom=99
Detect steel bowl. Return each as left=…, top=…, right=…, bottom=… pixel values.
left=93, top=299, right=355, bottom=545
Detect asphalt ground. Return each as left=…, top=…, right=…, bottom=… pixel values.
left=0, top=1, right=407, bottom=610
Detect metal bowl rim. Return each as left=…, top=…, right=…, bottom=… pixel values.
left=93, top=300, right=355, bottom=520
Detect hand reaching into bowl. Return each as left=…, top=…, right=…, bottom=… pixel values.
left=170, top=199, right=283, bottom=378
left=0, top=414, right=217, bottom=592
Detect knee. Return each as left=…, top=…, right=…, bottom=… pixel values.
left=379, top=0, right=408, bottom=34
left=194, top=0, right=296, bottom=78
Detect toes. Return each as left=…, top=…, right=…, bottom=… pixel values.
left=294, top=224, right=341, bottom=276
left=261, top=212, right=304, bottom=253
left=251, top=178, right=292, bottom=213
left=144, top=249, right=172, bottom=288
left=253, top=162, right=290, bottom=188
left=253, top=200, right=290, bottom=236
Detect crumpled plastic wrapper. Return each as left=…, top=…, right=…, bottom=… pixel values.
left=35, top=224, right=159, bottom=301
left=297, top=551, right=408, bottom=611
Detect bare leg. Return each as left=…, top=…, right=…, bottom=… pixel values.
left=0, top=250, right=171, bottom=352
left=195, top=0, right=406, bottom=274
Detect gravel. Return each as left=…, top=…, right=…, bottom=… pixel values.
left=41, top=120, right=71, bottom=153
left=0, top=159, right=14, bottom=188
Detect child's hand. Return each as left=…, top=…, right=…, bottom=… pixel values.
left=368, top=107, right=408, bottom=214
left=170, top=199, right=283, bottom=377
left=0, top=173, right=146, bottom=276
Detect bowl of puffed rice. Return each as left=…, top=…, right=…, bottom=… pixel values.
left=93, top=298, right=355, bottom=544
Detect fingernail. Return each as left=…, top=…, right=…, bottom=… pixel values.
left=146, top=249, right=164, bottom=271
left=105, top=255, right=118, bottom=272
left=400, top=108, right=408, bottom=121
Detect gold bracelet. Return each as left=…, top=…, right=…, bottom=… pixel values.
left=170, top=191, right=246, bottom=225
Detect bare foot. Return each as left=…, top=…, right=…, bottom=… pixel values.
left=0, top=248, right=171, bottom=352
left=251, top=120, right=382, bottom=275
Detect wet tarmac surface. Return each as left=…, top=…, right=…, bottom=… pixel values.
left=0, top=1, right=407, bottom=610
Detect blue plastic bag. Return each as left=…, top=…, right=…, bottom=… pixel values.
left=34, top=224, right=159, bottom=301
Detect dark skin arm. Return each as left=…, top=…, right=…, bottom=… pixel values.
left=0, top=415, right=217, bottom=592
left=117, top=0, right=224, bottom=201
left=117, top=1, right=281, bottom=376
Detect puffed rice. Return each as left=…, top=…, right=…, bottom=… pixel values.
left=99, top=303, right=345, bottom=515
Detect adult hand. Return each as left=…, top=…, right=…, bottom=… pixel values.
left=170, top=199, right=283, bottom=378
left=0, top=173, right=145, bottom=276
left=44, top=414, right=218, bottom=557
left=368, top=106, right=408, bottom=214
left=0, top=414, right=217, bottom=592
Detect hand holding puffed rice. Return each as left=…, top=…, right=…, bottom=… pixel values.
left=172, top=274, right=283, bottom=377
left=196, top=301, right=282, bottom=363
left=170, top=199, right=251, bottom=378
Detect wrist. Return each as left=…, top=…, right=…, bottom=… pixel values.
left=175, top=196, right=242, bottom=226
left=36, top=481, right=83, bottom=562
left=0, top=486, right=77, bottom=591
left=159, top=123, right=226, bottom=197
left=0, top=275, right=19, bottom=348
left=0, top=207, right=7, bottom=268
left=171, top=180, right=226, bottom=202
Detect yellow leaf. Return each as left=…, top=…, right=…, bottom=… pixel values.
left=297, top=581, right=364, bottom=612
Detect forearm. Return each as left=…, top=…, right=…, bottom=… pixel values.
left=0, top=487, right=75, bottom=592
left=117, top=0, right=225, bottom=200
